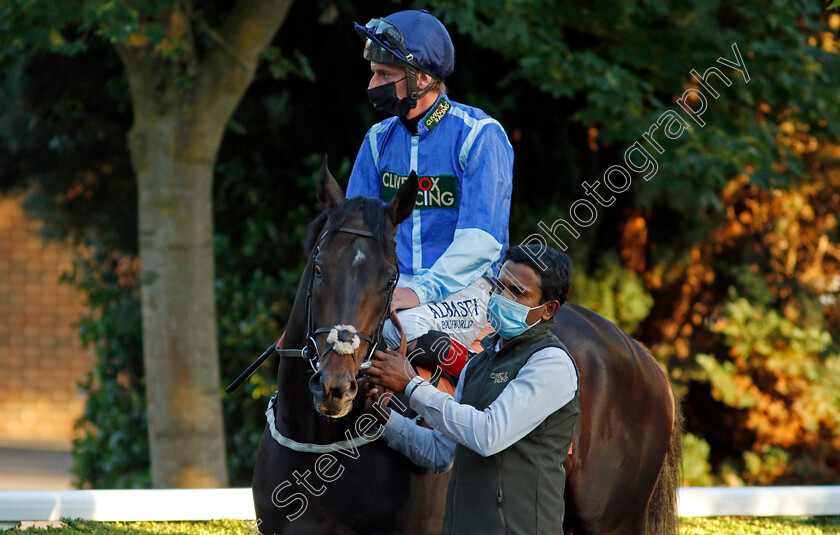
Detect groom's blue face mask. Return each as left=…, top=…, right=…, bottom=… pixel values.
left=487, top=292, right=547, bottom=339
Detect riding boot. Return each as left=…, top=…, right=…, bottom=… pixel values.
left=409, top=330, right=468, bottom=387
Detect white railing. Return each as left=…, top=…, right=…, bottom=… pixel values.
left=677, top=486, right=840, bottom=517
left=1, top=486, right=839, bottom=522
left=0, top=489, right=254, bottom=522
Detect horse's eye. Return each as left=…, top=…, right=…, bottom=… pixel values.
left=386, top=276, right=396, bottom=289
left=314, top=264, right=323, bottom=278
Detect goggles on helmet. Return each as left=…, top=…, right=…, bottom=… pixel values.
left=361, top=18, right=432, bottom=76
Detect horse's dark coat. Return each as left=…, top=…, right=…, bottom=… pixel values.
left=555, top=304, right=681, bottom=535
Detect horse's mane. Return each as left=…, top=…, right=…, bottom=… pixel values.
left=304, top=196, right=393, bottom=254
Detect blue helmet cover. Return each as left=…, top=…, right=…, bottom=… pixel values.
left=354, top=10, right=455, bottom=79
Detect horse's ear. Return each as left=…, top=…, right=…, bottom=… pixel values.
left=317, top=154, right=345, bottom=212
left=387, top=171, right=418, bottom=231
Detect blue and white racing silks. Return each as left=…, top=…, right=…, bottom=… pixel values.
left=347, top=94, right=513, bottom=305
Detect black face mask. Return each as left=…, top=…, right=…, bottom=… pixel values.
left=367, top=78, right=415, bottom=117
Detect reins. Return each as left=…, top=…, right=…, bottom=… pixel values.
left=388, top=308, right=408, bottom=357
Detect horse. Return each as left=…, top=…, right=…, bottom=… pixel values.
left=250, top=158, right=682, bottom=535
left=555, top=303, right=682, bottom=535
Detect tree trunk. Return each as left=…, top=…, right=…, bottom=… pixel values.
left=118, top=0, right=294, bottom=489
left=130, top=116, right=228, bottom=488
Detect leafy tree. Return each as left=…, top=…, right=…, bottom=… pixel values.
left=676, top=158, right=840, bottom=484
left=1, top=0, right=295, bottom=488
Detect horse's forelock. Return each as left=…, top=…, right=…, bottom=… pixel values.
left=304, top=197, right=393, bottom=255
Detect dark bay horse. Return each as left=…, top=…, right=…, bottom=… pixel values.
left=554, top=304, right=682, bottom=535
left=251, top=159, right=681, bottom=535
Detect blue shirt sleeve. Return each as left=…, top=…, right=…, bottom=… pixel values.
left=407, top=229, right=501, bottom=305
left=407, top=121, right=514, bottom=304
left=379, top=355, right=471, bottom=472
left=381, top=346, right=577, bottom=462
left=406, top=346, right=577, bottom=457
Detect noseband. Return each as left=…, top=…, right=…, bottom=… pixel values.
left=225, top=225, right=397, bottom=393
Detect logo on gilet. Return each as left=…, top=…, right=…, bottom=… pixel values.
left=490, top=371, right=509, bottom=384
left=381, top=172, right=458, bottom=209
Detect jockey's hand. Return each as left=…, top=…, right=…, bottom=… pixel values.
left=367, top=348, right=417, bottom=393
left=390, top=287, right=419, bottom=312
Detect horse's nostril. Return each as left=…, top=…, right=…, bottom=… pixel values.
left=318, top=374, right=357, bottom=401
left=346, top=379, right=358, bottom=399
left=309, top=372, right=325, bottom=396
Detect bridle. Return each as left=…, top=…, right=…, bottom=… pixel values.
left=227, top=224, right=409, bottom=453
left=290, top=226, right=399, bottom=373
left=225, top=225, right=398, bottom=392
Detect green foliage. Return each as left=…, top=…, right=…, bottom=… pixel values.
left=262, top=46, right=316, bottom=81
left=695, top=293, right=840, bottom=483
left=715, top=295, right=832, bottom=372
left=0, top=1, right=86, bottom=61
left=20, top=518, right=259, bottom=534
left=568, top=254, right=654, bottom=333
left=14, top=517, right=840, bottom=534
left=698, top=295, right=840, bottom=420
left=65, top=252, right=150, bottom=489
left=214, top=155, right=319, bottom=485
left=0, top=37, right=136, bottom=252
left=0, top=0, right=186, bottom=62
left=696, top=353, right=758, bottom=409
left=743, top=445, right=791, bottom=485
left=681, top=432, right=715, bottom=486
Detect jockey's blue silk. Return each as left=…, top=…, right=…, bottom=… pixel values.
left=347, top=94, right=514, bottom=305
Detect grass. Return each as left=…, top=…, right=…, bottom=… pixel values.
left=10, top=517, right=840, bottom=533
left=14, top=519, right=257, bottom=534
left=680, top=517, right=840, bottom=534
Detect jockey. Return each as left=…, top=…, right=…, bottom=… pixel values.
left=348, top=10, right=514, bottom=377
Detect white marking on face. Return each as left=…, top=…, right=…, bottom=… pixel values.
left=353, top=250, right=366, bottom=266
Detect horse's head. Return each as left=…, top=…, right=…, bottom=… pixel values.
left=305, top=157, right=417, bottom=418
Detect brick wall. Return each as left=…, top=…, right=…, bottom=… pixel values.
left=0, top=195, right=95, bottom=443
